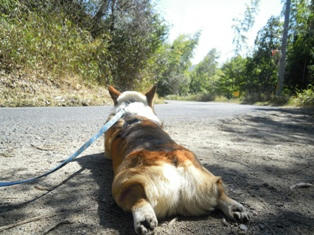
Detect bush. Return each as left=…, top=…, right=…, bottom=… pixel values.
left=165, top=92, right=216, bottom=102
left=0, top=0, right=167, bottom=90
left=0, top=3, right=112, bottom=83
left=295, top=85, right=314, bottom=106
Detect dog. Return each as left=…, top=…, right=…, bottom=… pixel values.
left=105, top=86, right=249, bottom=234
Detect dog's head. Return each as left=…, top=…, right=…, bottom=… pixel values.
left=108, top=86, right=161, bottom=125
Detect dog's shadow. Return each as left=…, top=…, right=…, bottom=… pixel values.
left=76, top=153, right=135, bottom=234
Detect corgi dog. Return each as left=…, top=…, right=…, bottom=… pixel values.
left=105, top=86, right=249, bottom=234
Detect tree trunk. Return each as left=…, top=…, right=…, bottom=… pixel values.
left=276, top=0, right=291, bottom=96
left=91, top=0, right=109, bottom=37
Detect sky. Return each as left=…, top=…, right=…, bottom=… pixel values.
left=156, top=0, right=283, bottom=65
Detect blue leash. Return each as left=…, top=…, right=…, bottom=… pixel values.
left=0, top=109, right=125, bottom=187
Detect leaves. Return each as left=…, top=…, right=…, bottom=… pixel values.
left=232, top=0, right=260, bottom=55
left=154, top=33, right=200, bottom=96
left=189, top=49, right=219, bottom=94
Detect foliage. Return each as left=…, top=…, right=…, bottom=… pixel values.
left=244, top=16, right=282, bottom=99
left=295, top=85, right=314, bottom=106
left=219, top=56, right=247, bottom=98
left=232, top=0, right=260, bottom=55
left=102, top=0, right=168, bottom=90
left=189, top=49, right=219, bottom=94
left=0, top=0, right=167, bottom=89
left=165, top=92, right=216, bottom=102
left=285, top=0, right=314, bottom=91
left=185, top=0, right=312, bottom=105
left=0, top=7, right=111, bottom=83
left=155, top=33, right=200, bottom=96
left=217, top=17, right=282, bottom=101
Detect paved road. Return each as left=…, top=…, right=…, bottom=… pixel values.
left=0, top=101, right=267, bottom=152
left=157, top=100, right=264, bottom=121
left=0, top=100, right=264, bottom=125
left=0, top=100, right=265, bottom=154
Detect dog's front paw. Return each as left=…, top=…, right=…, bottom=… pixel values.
left=132, top=203, right=158, bottom=235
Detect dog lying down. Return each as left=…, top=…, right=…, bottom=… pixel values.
left=105, top=86, right=250, bottom=234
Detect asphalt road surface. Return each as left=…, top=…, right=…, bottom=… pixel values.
left=0, top=101, right=264, bottom=151
left=0, top=100, right=263, bottom=125
left=0, top=101, right=264, bottom=157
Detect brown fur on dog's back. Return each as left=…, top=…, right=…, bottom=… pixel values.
left=106, top=116, right=222, bottom=217
left=106, top=115, right=204, bottom=173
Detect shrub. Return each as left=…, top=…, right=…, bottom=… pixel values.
left=295, top=85, right=314, bottom=106
left=0, top=3, right=112, bottom=83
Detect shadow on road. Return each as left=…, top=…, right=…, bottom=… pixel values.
left=76, top=153, right=136, bottom=234
left=208, top=107, right=314, bottom=234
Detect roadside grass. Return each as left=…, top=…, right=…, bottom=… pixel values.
left=165, top=93, right=240, bottom=103
left=0, top=0, right=114, bottom=107
left=0, top=2, right=111, bottom=84
left=0, top=69, right=111, bottom=107
left=165, top=88, right=314, bottom=108
left=0, top=69, right=165, bottom=107
left=165, top=93, right=216, bottom=102
left=242, top=87, right=314, bottom=108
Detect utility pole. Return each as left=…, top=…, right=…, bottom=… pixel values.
left=276, top=0, right=291, bottom=96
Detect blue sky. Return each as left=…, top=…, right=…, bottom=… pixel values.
left=155, top=0, right=283, bottom=65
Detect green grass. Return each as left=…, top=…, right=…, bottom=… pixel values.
left=0, top=0, right=115, bottom=107
left=165, top=92, right=242, bottom=103
left=164, top=88, right=314, bottom=108
left=165, top=93, right=215, bottom=102
left=0, top=0, right=112, bottom=84
left=0, top=70, right=112, bottom=107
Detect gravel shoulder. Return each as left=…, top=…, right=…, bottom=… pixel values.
left=0, top=105, right=314, bottom=234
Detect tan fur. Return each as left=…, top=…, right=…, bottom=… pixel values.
left=105, top=87, right=249, bottom=234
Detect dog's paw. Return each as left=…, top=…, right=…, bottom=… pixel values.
left=218, top=198, right=250, bottom=222
left=227, top=203, right=250, bottom=221
left=132, top=203, right=158, bottom=235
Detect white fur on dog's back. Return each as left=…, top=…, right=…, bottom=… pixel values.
left=115, top=91, right=161, bottom=125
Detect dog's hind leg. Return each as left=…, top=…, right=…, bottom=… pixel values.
left=215, top=178, right=250, bottom=221
left=132, top=198, right=158, bottom=235
left=113, top=182, right=158, bottom=235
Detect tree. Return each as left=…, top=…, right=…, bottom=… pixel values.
left=285, top=0, right=314, bottom=91
left=1, top=0, right=168, bottom=89
left=219, top=56, right=247, bottom=98
left=156, top=33, right=200, bottom=96
left=189, top=49, right=219, bottom=94
left=232, top=0, right=260, bottom=56
left=222, top=17, right=281, bottom=101
left=99, top=0, right=167, bottom=89
left=244, top=16, right=282, bottom=99
left=276, top=0, right=291, bottom=96
left=220, top=0, right=312, bottom=101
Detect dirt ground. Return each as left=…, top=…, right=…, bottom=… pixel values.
left=0, top=107, right=314, bottom=234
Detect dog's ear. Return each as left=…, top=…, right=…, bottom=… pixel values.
left=108, top=86, right=121, bottom=105
left=145, top=85, right=157, bottom=107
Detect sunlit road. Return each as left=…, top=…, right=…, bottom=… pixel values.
left=0, top=100, right=266, bottom=125
left=0, top=101, right=270, bottom=151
